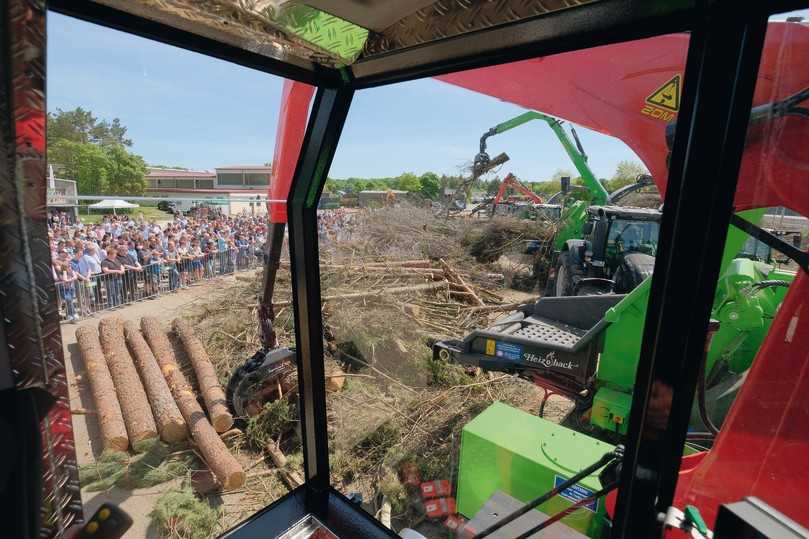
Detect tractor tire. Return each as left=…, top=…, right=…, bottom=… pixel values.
left=553, top=251, right=574, bottom=297
left=613, top=252, right=655, bottom=293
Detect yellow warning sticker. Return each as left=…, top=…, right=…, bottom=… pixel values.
left=645, top=75, right=681, bottom=112
left=485, top=339, right=496, bottom=356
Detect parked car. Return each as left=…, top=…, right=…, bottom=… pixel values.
left=157, top=200, right=177, bottom=213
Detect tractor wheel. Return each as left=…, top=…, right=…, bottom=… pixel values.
left=554, top=251, right=574, bottom=296
left=613, top=252, right=655, bottom=293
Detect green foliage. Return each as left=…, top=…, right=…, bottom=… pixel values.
left=379, top=471, right=409, bottom=515
left=48, top=107, right=132, bottom=147
left=79, top=442, right=193, bottom=491
left=48, top=107, right=147, bottom=196
left=150, top=487, right=219, bottom=539
left=483, top=177, right=502, bottom=196
left=50, top=140, right=110, bottom=195
left=245, top=399, right=296, bottom=450
left=395, top=172, right=421, bottom=192
left=51, top=140, right=148, bottom=196
left=419, top=172, right=441, bottom=200
left=426, top=358, right=470, bottom=387
left=104, top=144, right=149, bottom=195
left=605, top=160, right=648, bottom=192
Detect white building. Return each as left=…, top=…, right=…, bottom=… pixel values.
left=145, top=165, right=271, bottom=214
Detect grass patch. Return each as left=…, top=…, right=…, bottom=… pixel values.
left=150, top=487, right=219, bottom=539
left=77, top=206, right=171, bottom=225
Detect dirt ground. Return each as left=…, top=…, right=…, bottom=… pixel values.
left=62, top=272, right=257, bottom=538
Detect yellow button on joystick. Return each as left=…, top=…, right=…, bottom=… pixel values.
left=85, top=521, right=99, bottom=534
left=98, top=508, right=111, bottom=521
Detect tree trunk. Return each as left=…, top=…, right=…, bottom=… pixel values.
left=141, top=317, right=245, bottom=490
left=98, top=317, right=158, bottom=449
left=172, top=319, right=233, bottom=433
left=75, top=326, right=129, bottom=452
left=123, top=321, right=187, bottom=443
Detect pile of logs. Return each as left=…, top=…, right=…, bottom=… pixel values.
left=76, top=315, right=245, bottom=491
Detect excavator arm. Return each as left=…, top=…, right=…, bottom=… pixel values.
left=490, top=173, right=543, bottom=212
left=478, top=111, right=609, bottom=205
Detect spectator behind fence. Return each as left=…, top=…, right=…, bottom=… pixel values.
left=164, top=241, right=181, bottom=291
left=117, top=240, right=143, bottom=303
left=55, top=260, right=77, bottom=321
left=79, top=244, right=103, bottom=306
left=101, top=245, right=125, bottom=308
left=71, top=250, right=91, bottom=317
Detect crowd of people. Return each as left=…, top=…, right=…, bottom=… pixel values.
left=317, top=208, right=363, bottom=243
left=49, top=212, right=267, bottom=321
left=48, top=207, right=368, bottom=321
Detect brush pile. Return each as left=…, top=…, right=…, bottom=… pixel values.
left=184, top=207, right=571, bottom=533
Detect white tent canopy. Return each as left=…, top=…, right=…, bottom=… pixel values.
left=88, top=199, right=139, bottom=214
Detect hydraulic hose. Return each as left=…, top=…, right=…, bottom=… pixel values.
left=750, top=279, right=791, bottom=292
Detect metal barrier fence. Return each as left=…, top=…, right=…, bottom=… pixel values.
left=55, top=248, right=261, bottom=322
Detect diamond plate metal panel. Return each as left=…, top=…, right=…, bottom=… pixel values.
left=90, top=0, right=362, bottom=67
left=363, top=0, right=598, bottom=56
left=1, top=0, right=82, bottom=536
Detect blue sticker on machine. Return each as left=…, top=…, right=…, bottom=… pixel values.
left=495, top=341, right=522, bottom=361
left=553, top=475, right=599, bottom=513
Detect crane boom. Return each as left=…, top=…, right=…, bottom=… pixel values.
left=481, top=110, right=609, bottom=205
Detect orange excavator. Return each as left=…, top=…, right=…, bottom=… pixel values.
left=487, top=173, right=543, bottom=216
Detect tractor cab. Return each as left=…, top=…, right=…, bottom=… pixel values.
left=584, top=206, right=661, bottom=269
left=550, top=205, right=661, bottom=296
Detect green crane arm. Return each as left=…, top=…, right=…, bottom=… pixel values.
left=482, top=111, right=610, bottom=205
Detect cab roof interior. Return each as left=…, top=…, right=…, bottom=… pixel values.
left=49, top=0, right=698, bottom=88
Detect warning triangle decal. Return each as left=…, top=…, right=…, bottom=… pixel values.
left=645, top=75, right=681, bottom=112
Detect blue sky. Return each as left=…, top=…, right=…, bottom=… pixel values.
left=47, top=11, right=639, bottom=182
left=48, top=8, right=809, bottom=181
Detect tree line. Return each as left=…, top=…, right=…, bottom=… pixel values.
left=50, top=106, right=650, bottom=202
left=48, top=107, right=148, bottom=196
left=325, top=160, right=650, bottom=202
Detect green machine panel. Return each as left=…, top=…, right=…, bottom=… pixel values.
left=457, top=402, right=614, bottom=537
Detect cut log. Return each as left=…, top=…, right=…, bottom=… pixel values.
left=265, top=441, right=303, bottom=489
left=141, top=317, right=245, bottom=490
left=97, top=317, right=158, bottom=448
left=75, top=326, right=129, bottom=452
left=325, top=362, right=346, bottom=392
left=123, top=321, right=188, bottom=443
left=172, top=319, right=233, bottom=433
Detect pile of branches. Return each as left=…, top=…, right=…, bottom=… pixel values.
left=464, top=218, right=554, bottom=264
left=184, top=207, right=566, bottom=533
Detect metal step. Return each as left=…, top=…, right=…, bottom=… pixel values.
left=512, top=316, right=586, bottom=347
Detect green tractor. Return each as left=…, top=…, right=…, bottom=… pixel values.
left=465, top=110, right=662, bottom=295
left=547, top=204, right=661, bottom=297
